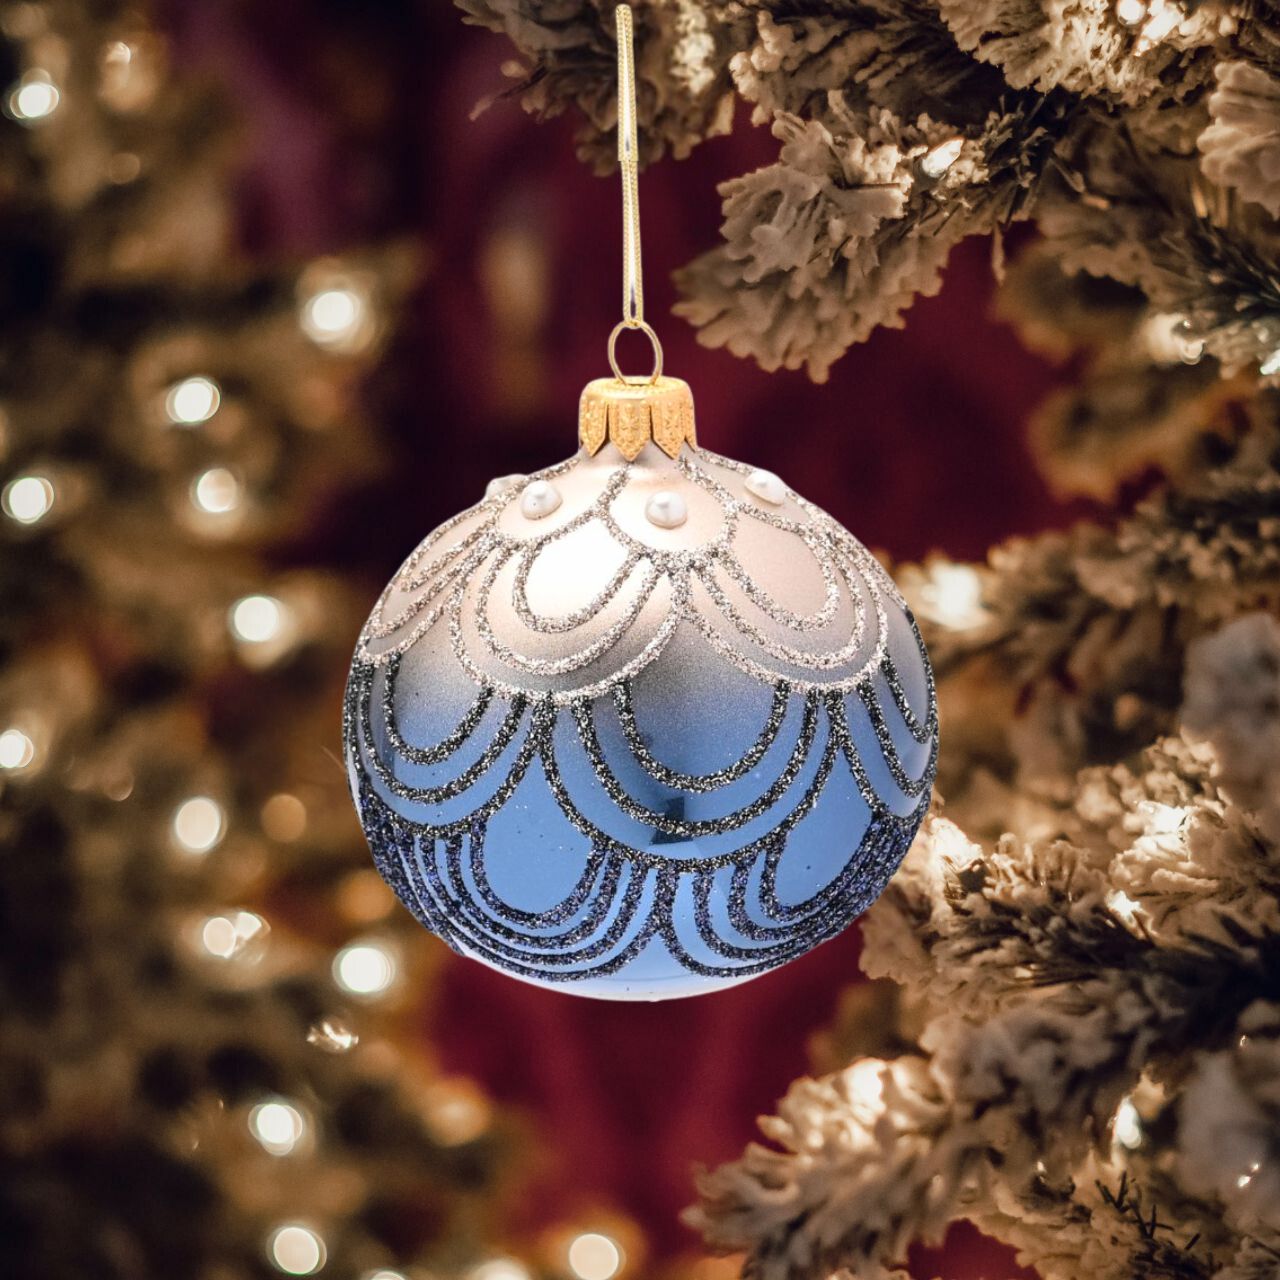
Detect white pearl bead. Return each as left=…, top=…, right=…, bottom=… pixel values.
left=745, top=468, right=786, bottom=506
left=520, top=479, right=562, bottom=520
left=645, top=490, right=688, bottom=529
left=486, top=473, right=525, bottom=499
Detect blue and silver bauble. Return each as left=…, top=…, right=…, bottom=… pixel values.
left=344, top=374, right=936, bottom=1000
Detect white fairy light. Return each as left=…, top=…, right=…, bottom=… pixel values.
left=192, top=467, right=242, bottom=515
left=1133, top=0, right=1184, bottom=52
left=301, top=281, right=371, bottom=353
left=1112, top=1096, right=1143, bottom=1149
left=1115, top=0, right=1148, bottom=25
left=1260, top=350, right=1280, bottom=378
left=1107, top=889, right=1141, bottom=924
left=200, top=910, right=268, bottom=960
left=917, top=562, right=987, bottom=630
left=920, top=137, right=964, bottom=179
left=1141, top=312, right=1204, bottom=365
left=172, top=795, right=225, bottom=854
left=361, top=1272, right=408, bottom=1280
left=333, top=939, right=397, bottom=998
left=468, top=1260, right=531, bottom=1280
left=7, top=69, right=59, bottom=123
left=230, top=594, right=285, bottom=644
left=267, top=1223, right=327, bottom=1276
left=262, top=792, right=308, bottom=842
left=249, top=1097, right=308, bottom=1156
left=1139, top=801, right=1186, bottom=836
left=424, top=1078, right=491, bottom=1146
left=567, top=1232, right=624, bottom=1280
left=846, top=1059, right=887, bottom=1122
left=0, top=727, right=35, bottom=771
left=164, top=375, right=221, bottom=426
left=3, top=473, right=55, bottom=524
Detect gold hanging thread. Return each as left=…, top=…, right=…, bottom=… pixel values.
left=578, top=3, right=697, bottom=461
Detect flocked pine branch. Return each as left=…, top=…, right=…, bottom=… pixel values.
left=458, top=4, right=1280, bottom=1279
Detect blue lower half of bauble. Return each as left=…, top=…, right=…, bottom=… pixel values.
left=343, top=650, right=935, bottom=1001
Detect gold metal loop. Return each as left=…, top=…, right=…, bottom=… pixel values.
left=608, top=320, right=663, bottom=385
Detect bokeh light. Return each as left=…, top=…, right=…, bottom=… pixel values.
left=165, top=375, right=221, bottom=425
left=468, top=1260, right=530, bottom=1280
left=7, top=70, right=59, bottom=123
left=171, top=795, right=225, bottom=854
left=0, top=727, right=36, bottom=771
left=230, top=594, right=286, bottom=644
left=267, top=1223, right=327, bottom=1276
left=200, top=910, right=268, bottom=960
left=424, top=1078, right=491, bottom=1147
left=192, top=467, right=242, bottom=515
left=301, top=284, right=368, bottom=352
left=249, top=1097, right=308, bottom=1156
left=332, top=939, right=397, bottom=998
left=567, top=1232, right=624, bottom=1280
left=914, top=561, right=987, bottom=630
left=262, top=792, right=307, bottom=842
left=3, top=473, right=55, bottom=524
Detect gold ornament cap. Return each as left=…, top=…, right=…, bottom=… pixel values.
left=578, top=374, right=696, bottom=461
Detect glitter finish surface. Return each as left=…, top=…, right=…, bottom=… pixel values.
left=345, top=444, right=936, bottom=1000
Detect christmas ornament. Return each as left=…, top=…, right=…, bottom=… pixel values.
left=344, top=7, right=936, bottom=1000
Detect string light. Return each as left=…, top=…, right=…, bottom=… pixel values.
left=200, top=910, right=268, bottom=960
left=171, top=795, right=225, bottom=854
left=306, top=1015, right=359, bottom=1054
left=567, top=1233, right=624, bottom=1280
left=332, top=939, right=398, bottom=999
left=192, top=467, right=242, bottom=515
left=1260, top=350, right=1280, bottom=377
left=249, top=1097, right=308, bottom=1156
left=164, top=375, right=221, bottom=426
left=915, top=562, right=987, bottom=630
left=846, top=1059, right=886, bottom=1111
left=3, top=473, right=55, bottom=524
left=230, top=594, right=286, bottom=644
left=262, top=792, right=308, bottom=842
left=6, top=69, right=59, bottom=123
left=1128, top=0, right=1185, bottom=53
left=1112, top=1096, right=1143, bottom=1149
left=468, top=1260, right=531, bottom=1280
left=1142, top=312, right=1204, bottom=365
left=300, top=273, right=373, bottom=353
left=0, top=727, right=36, bottom=771
left=423, top=1078, right=491, bottom=1146
left=1107, top=889, right=1141, bottom=924
left=267, top=1224, right=327, bottom=1276
left=1139, top=801, right=1187, bottom=836
left=361, top=1272, right=408, bottom=1280
left=920, top=137, right=963, bottom=179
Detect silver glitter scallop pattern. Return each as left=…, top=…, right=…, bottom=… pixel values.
left=345, top=444, right=937, bottom=1000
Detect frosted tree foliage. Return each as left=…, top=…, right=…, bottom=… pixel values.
left=462, top=2, right=1280, bottom=1277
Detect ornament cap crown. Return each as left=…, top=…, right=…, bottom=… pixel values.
left=578, top=375, right=696, bottom=461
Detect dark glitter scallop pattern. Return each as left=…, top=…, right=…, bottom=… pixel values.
left=344, top=446, right=937, bottom=987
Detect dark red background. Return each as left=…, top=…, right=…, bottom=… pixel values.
left=170, top=3, right=1063, bottom=1272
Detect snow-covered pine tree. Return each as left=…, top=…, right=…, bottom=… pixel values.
left=460, top=3, right=1280, bottom=1276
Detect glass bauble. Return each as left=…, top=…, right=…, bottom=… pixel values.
left=345, top=384, right=935, bottom=1000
